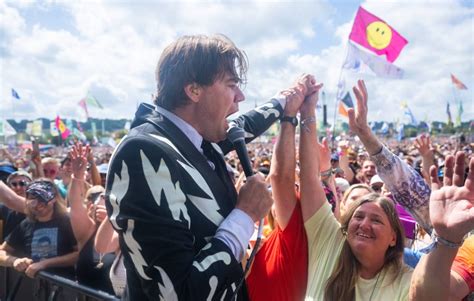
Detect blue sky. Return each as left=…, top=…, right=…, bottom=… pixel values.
left=1, top=0, right=473, bottom=124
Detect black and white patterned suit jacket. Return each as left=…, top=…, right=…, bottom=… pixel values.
left=105, top=99, right=284, bottom=300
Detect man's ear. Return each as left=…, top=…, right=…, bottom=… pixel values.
left=184, top=83, right=201, bottom=103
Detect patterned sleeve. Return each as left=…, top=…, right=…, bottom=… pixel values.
left=219, top=98, right=284, bottom=154
left=371, top=146, right=432, bottom=233
left=105, top=135, right=244, bottom=300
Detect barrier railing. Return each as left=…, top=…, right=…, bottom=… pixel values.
left=0, top=266, right=120, bottom=301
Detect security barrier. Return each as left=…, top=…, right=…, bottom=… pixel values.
left=0, top=266, right=119, bottom=301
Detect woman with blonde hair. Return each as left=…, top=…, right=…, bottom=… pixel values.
left=339, top=183, right=373, bottom=219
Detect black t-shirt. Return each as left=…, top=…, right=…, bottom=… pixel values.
left=0, top=204, right=26, bottom=240
left=76, top=231, right=115, bottom=294
left=6, top=213, right=77, bottom=278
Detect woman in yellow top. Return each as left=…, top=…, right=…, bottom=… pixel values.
left=301, top=80, right=412, bottom=301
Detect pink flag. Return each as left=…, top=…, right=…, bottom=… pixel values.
left=451, top=74, right=468, bottom=90
left=55, top=116, right=71, bottom=140
left=349, top=6, right=408, bottom=63
left=78, top=98, right=89, bottom=118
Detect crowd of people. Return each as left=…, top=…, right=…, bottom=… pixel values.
left=0, top=34, right=473, bottom=301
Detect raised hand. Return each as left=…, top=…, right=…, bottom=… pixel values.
left=348, top=80, right=370, bottom=137
left=429, top=152, right=474, bottom=243
left=300, top=80, right=323, bottom=114
left=318, top=137, right=332, bottom=173
left=414, top=134, right=434, bottom=158
left=69, top=143, right=90, bottom=179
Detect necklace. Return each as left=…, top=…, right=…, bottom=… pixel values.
left=368, top=270, right=382, bottom=301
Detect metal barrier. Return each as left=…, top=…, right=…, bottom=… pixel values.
left=0, top=266, right=120, bottom=301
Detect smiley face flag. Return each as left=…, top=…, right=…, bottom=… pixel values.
left=349, top=6, right=408, bottom=63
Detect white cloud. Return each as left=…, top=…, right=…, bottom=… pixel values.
left=0, top=0, right=472, bottom=125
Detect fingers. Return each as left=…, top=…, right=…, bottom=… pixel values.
left=320, top=137, right=329, bottom=151
left=430, top=165, right=441, bottom=190
left=443, top=155, right=455, bottom=186
left=347, top=108, right=356, bottom=129
left=453, top=151, right=466, bottom=187
left=464, top=157, right=474, bottom=192
left=465, top=157, right=474, bottom=192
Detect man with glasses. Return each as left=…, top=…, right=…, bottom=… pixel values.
left=1, top=171, right=32, bottom=240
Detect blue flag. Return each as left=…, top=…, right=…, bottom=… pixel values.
left=341, top=92, right=354, bottom=108
left=11, top=88, right=20, bottom=100
left=397, top=124, right=405, bottom=141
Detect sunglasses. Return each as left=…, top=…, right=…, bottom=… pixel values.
left=10, top=180, right=29, bottom=188
left=43, top=169, right=58, bottom=175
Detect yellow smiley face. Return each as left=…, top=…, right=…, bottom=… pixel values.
left=366, top=21, right=392, bottom=50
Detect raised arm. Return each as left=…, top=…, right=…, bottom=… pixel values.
left=219, top=74, right=317, bottom=155
left=410, top=152, right=474, bottom=301
left=94, top=216, right=119, bottom=254
left=413, top=134, right=436, bottom=185
left=348, top=80, right=432, bottom=232
left=268, top=84, right=304, bottom=229
left=87, top=149, right=102, bottom=186
left=338, top=140, right=355, bottom=183
left=299, top=78, right=325, bottom=222
left=68, top=143, right=96, bottom=249
left=0, top=181, right=26, bottom=213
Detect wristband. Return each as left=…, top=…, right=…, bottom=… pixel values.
left=300, top=116, right=316, bottom=132
left=320, top=168, right=333, bottom=177
left=432, top=230, right=464, bottom=249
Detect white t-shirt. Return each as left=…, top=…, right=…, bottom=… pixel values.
left=304, top=202, right=413, bottom=301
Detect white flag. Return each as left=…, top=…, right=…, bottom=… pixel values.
left=343, top=41, right=404, bottom=79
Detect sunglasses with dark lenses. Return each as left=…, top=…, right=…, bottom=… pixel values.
left=10, top=180, right=29, bottom=188
left=43, top=169, right=57, bottom=175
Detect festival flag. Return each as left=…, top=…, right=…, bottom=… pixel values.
left=455, top=100, right=464, bottom=127
left=341, top=91, right=354, bottom=108
left=83, top=94, right=103, bottom=109
left=380, top=122, right=389, bottom=134
left=32, top=120, right=43, bottom=137
left=91, top=121, right=97, bottom=138
left=338, top=92, right=354, bottom=118
left=349, top=6, right=408, bottom=63
left=401, top=101, right=418, bottom=125
left=446, top=102, right=452, bottom=124
left=78, top=99, right=89, bottom=119
left=397, top=123, right=405, bottom=141
left=11, top=88, right=20, bottom=100
left=451, top=74, right=468, bottom=90
left=338, top=102, right=349, bottom=118
left=50, top=121, right=59, bottom=137
left=55, top=116, right=71, bottom=139
left=0, top=119, right=17, bottom=137
left=343, top=41, right=404, bottom=79
left=25, top=122, right=33, bottom=136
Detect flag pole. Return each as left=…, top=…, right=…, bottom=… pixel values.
left=332, top=42, right=350, bottom=149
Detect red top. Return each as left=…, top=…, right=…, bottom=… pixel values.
left=246, top=202, right=308, bottom=301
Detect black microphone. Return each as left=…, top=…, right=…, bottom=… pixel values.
left=227, top=125, right=253, bottom=177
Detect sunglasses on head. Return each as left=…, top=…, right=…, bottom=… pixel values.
left=10, top=180, right=29, bottom=188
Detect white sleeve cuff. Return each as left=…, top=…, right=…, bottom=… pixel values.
left=215, top=208, right=254, bottom=261
left=271, top=93, right=287, bottom=110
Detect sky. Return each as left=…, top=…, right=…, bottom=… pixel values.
left=1, top=0, right=473, bottom=125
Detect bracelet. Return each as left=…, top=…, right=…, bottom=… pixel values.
left=71, top=175, right=86, bottom=182
left=300, top=116, right=316, bottom=132
left=320, top=168, right=333, bottom=177
left=432, top=230, right=464, bottom=249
